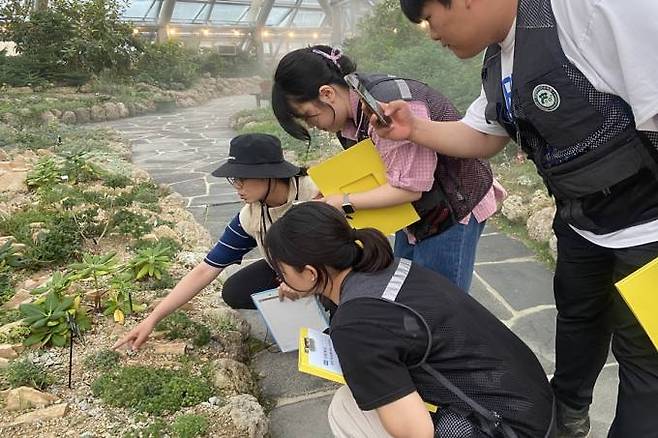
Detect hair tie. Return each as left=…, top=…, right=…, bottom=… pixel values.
left=311, top=47, right=343, bottom=72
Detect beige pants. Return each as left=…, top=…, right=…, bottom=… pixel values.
left=328, top=386, right=395, bottom=438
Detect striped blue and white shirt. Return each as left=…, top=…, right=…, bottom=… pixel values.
left=203, top=214, right=257, bottom=269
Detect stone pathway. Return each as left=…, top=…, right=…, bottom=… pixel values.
left=100, top=95, right=617, bottom=438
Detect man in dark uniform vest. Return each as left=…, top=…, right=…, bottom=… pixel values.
left=372, top=0, right=658, bottom=436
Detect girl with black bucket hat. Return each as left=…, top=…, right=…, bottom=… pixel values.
left=113, top=133, right=319, bottom=351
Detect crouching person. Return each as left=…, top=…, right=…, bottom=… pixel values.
left=265, top=202, right=555, bottom=437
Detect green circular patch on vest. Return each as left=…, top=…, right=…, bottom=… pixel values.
left=532, top=84, right=561, bottom=112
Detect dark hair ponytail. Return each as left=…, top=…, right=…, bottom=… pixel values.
left=264, top=202, right=393, bottom=291
left=272, top=45, right=357, bottom=142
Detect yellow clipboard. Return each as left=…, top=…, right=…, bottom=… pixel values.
left=615, top=256, right=658, bottom=351
left=307, top=139, right=420, bottom=235
left=298, top=328, right=438, bottom=413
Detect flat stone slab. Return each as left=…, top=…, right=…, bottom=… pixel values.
left=253, top=349, right=340, bottom=401
left=269, top=394, right=334, bottom=438
left=508, top=307, right=557, bottom=373
left=476, top=261, right=555, bottom=311
left=590, top=364, right=618, bottom=437
left=475, top=232, right=535, bottom=263
left=470, top=274, right=514, bottom=321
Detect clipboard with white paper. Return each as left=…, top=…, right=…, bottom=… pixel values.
left=251, top=289, right=329, bottom=353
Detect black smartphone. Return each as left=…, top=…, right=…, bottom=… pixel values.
left=344, top=74, right=391, bottom=127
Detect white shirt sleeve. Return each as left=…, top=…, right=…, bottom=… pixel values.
left=460, top=87, right=510, bottom=137
left=553, top=0, right=658, bottom=132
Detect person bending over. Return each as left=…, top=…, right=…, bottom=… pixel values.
left=265, top=202, right=555, bottom=438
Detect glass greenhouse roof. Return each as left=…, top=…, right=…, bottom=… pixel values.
left=121, top=0, right=328, bottom=28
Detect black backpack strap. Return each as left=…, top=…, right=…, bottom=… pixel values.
left=420, top=363, right=519, bottom=438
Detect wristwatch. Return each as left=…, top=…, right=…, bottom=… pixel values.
left=341, top=193, right=356, bottom=216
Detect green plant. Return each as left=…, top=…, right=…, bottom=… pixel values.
left=0, top=241, right=23, bottom=306
left=84, top=348, right=121, bottom=371
left=155, top=311, right=211, bottom=347
left=60, top=151, right=103, bottom=184
left=0, top=209, right=83, bottom=266
left=0, top=0, right=139, bottom=78
left=130, top=242, right=172, bottom=281
left=19, top=291, right=90, bottom=347
left=26, top=157, right=63, bottom=190
left=145, top=270, right=177, bottom=291
left=91, top=366, right=213, bottom=415
left=135, top=41, right=199, bottom=88
left=110, top=209, right=153, bottom=238
left=103, top=273, right=146, bottom=323
left=69, top=252, right=118, bottom=287
left=0, top=309, right=22, bottom=326
left=123, top=419, right=168, bottom=438
left=32, top=271, right=75, bottom=296
left=5, top=358, right=53, bottom=390
left=102, top=173, right=131, bottom=189
left=0, top=324, right=30, bottom=344
left=171, top=414, right=209, bottom=438
left=131, top=237, right=181, bottom=257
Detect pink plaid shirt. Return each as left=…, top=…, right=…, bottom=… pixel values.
left=341, top=91, right=505, bottom=229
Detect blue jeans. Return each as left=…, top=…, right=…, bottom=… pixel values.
left=394, top=215, right=486, bottom=292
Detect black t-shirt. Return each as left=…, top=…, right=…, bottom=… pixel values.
left=330, top=262, right=553, bottom=437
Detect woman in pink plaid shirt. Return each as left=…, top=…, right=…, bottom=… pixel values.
left=271, top=45, right=505, bottom=292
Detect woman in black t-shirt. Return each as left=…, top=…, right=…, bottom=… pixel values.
left=265, top=202, right=555, bottom=438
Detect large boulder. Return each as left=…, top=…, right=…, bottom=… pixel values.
left=0, top=171, right=27, bottom=193
left=40, top=111, right=56, bottom=125
left=211, top=358, right=257, bottom=395
left=60, top=111, right=77, bottom=124
left=175, top=220, right=212, bottom=250
left=3, top=386, right=59, bottom=411
left=529, top=190, right=554, bottom=213
left=204, top=307, right=251, bottom=339
left=116, top=102, right=130, bottom=118
left=218, top=394, right=268, bottom=438
left=501, top=194, right=530, bottom=223
left=527, top=206, right=556, bottom=242
left=103, top=102, right=121, bottom=121
left=74, top=107, right=91, bottom=124
left=90, top=105, right=106, bottom=122
left=10, top=402, right=68, bottom=425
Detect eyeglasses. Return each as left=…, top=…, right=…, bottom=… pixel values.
left=226, top=177, right=245, bottom=188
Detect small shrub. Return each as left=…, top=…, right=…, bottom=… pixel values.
left=171, top=414, right=209, bottom=438
left=26, top=157, right=63, bottom=190
left=5, top=358, right=52, bottom=390
left=135, top=41, right=199, bottom=88
left=91, top=366, right=213, bottom=415
left=155, top=311, right=211, bottom=347
left=103, top=173, right=131, bottom=189
left=124, top=419, right=168, bottom=438
left=0, top=209, right=84, bottom=266
left=0, top=309, right=22, bottom=326
left=84, top=349, right=121, bottom=371
left=110, top=209, right=153, bottom=238
left=0, top=324, right=30, bottom=344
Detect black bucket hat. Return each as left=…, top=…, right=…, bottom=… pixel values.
left=211, top=133, right=300, bottom=179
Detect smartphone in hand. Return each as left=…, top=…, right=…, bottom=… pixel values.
left=344, top=74, right=392, bottom=127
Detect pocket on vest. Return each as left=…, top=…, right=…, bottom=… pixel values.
left=518, top=68, right=603, bottom=147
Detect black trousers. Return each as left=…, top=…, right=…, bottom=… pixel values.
left=550, top=216, right=658, bottom=437
left=220, top=259, right=338, bottom=316
left=221, top=259, right=279, bottom=310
